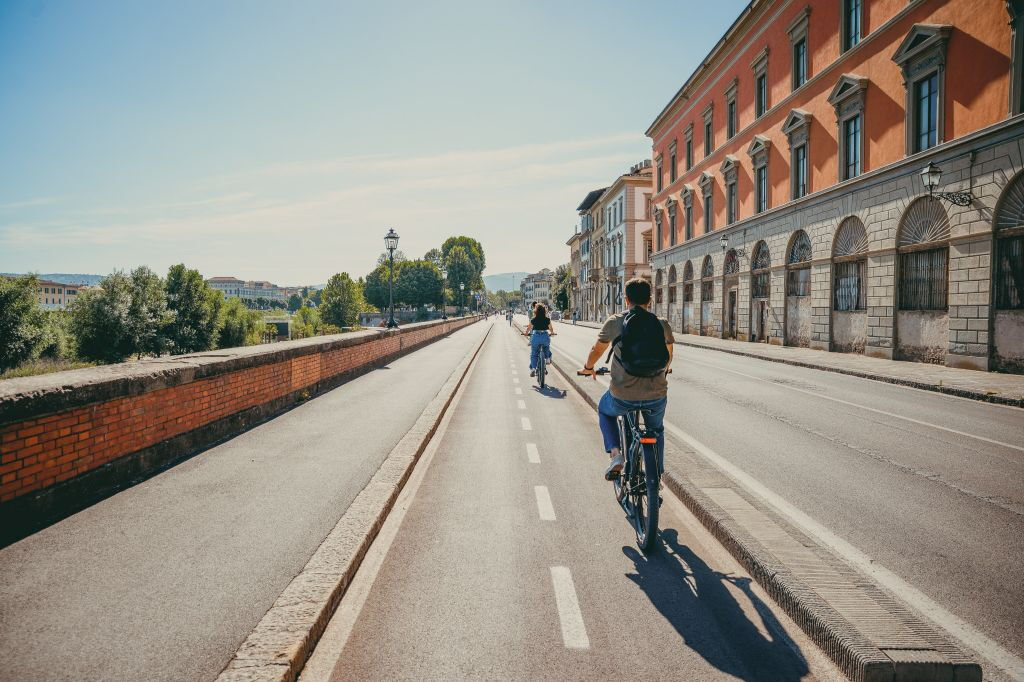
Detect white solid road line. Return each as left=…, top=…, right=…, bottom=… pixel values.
left=550, top=567, right=590, bottom=650
left=298, top=325, right=480, bottom=682
left=521, top=417, right=532, bottom=431
left=662, top=419, right=1024, bottom=680
left=687, top=355, right=1024, bottom=453
left=526, top=443, right=540, bottom=464
left=555, top=343, right=1024, bottom=678
left=534, top=486, right=556, bottom=520
left=517, top=399, right=526, bottom=410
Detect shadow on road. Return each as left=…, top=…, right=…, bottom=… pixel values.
left=531, top=384, right=567, bottom=399
left=622, top=528, right=809, bottom=681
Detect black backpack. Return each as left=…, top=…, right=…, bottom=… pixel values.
left=606, top=307, right=670, bottom=377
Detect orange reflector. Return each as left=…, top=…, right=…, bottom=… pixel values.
left=639, top=438, right=657, bottom=444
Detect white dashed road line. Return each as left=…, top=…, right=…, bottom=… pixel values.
left=526, top=443, right=540, bottom=463
left=513, top=377, right=520, bottom=384
left=517, top=399, right=526, bottom=410
left=534, top=486, right=555, bottom=520
left=514, top=387, right=523, bottom=395
left=521, top=417, right=532, bottom=431
left=550, top=567, right=589, bottom=649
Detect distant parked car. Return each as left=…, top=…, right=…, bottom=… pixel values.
left=551, top=310, right=562, bottom=320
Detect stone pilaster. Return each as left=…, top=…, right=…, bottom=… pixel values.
left=865, top=252, right=895, bottom=359
left=810, top=261, right=831, bottom=350
left=769, top=268, right=785, bottom=344
left=946, top=237, right=992, bottom=370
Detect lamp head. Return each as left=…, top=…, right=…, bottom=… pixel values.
left=384, top=228, right=400, bottom=251
left=720, top=235, right=728, bottom=251
left=921, top=162, right=941, bottom=193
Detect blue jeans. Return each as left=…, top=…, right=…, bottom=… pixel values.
left=598, top=391, right=666, bottom=470
left=529, top=332, right=551, bottom=370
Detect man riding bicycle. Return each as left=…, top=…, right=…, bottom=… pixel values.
left=579, top=278, right=673, bottom=480
left=524, top=303, right=555, bottom=377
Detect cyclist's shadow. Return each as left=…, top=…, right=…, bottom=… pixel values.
left=622, top=528, right=809, bottom=681
left=531, top=384, right=567, bottom=399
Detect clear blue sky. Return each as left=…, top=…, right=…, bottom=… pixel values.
left=0, top=0, right=747, bottom=285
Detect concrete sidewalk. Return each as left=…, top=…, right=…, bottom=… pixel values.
left=567, top=319, right=1024, bottom=407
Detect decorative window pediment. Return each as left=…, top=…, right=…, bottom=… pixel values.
left=699, top=171, right=715, bottom=191
left=787, top=6, right=810, bottom=41
left=781, top=109, right=812, bottom=146
left=668, top=139, right=677, bottom=152
left=667, top=199, right=677, bottom=216
left=720, top=155, right=739, bottom=184
left=681, top=184, right=695, bottom=207
left=892, top=24, right=951, bottom=80
left=746, top=135, right=771, bottom=168
left=828, top=74, right=868, bottom=117
left=684, top=123, right=694, bottom=140
left=702, top=103, right=714, bottom=121
left=724, top=77, right=739, bottom=100
left=750, top=46, right=769, bottom=73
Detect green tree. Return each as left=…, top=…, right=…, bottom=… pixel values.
left=423, top=248, right=444, bottom=270
left=363, top=263, right=392, bottom=311
left=164, top=264, right=223, bottom=355
left=553, top=264, right=573, bottom=313
left=218, top=297, right=263, bottom=348
left=72, top=266, right=169, bottom=362
left=287, top=293, right=303, bottom=312
left=396, top=260, right=444, bottom=309
left=38, top=310, right=77, bottom=361
left=320, top=272, right=363, bottom=328
left=0, top=275, right=45, bottom=371
left=444, top=246, right=475, bottom=312
left=441, top=236, right=485, bottom=289
left=376, top=250, right=407, bottom=267
left=290, top=305, right=321, bottom=339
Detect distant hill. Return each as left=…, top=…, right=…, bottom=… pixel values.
left=484, top=272, right=527, bottom=292
left=2, top=273, right=104, bottom=286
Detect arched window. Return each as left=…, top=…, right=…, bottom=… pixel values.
left=833, top=217, right=868, bottom=311
left=994, top=173, right=1024, bottom=310
left=683, top=261, right=694, bottom=302
left=786, top=230, right=812, bottom=296
left=751, top=241, right=771, bottom=298
left=701, top=255, right=715, bottom=301
left=655, top=269, right=664, bottom=305
left=724, top=249, right=739, bottom=275
left=897, top=197, right=949, bottom=310
left=668, top=265, right=678, bottom=305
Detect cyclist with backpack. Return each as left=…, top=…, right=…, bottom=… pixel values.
left=578, top=278, right=673, bottom=480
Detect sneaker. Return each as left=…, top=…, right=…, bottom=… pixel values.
left=604, top=454, right=624, bottom=481
left=530, top=370, right=536, bottom=377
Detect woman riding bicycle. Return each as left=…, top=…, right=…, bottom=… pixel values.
left=524, top=303, right=555, bottom=378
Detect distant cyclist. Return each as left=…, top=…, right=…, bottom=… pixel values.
left=579, top=278, right=673, bottom=480
left=524, top=303, right=555, bottom=377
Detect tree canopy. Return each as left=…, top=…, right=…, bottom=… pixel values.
left=320, top=272, right=363, bottom=328
left=163, top=264, right=223, bottom=355
left=0, top=275, right=45, bottom=371
left=396, top=260, right=444, bottom=309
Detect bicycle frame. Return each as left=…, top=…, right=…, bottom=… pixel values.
left=614, top=409, right=661, bottom=551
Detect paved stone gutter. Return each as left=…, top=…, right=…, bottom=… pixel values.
left=567, top=319, right=1023, bottom=407
left=215, top=324, right=491, bottom=682
left=517, top=321, right=982, bottom=682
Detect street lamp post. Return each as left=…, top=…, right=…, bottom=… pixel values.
left=459, top=282, right=465, bottom=316
left=384, top=228, right=400, bottom=328
left=920, top=162, right=973, bottom=206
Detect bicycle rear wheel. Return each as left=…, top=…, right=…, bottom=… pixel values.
left=537, top=355, right=546, bottom=389
left=631, top=443, right=660, bottom=552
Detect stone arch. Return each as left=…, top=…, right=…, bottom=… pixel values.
left=654, top=268, right=664, bottom=312
left=750, top=240, right=772, bottom=342
left=832, top=216, right=868, bottom=258
left=786, top=229, right=812, bottom=265
left=831, top=216, right=869, bottom=354
left=701, top=254, right=714, bottom=278
left=895, top=196, right=950, bottom=363
left=699, top=255, right=715, bottom=336
left=784, top=230, right=812, bottom=347
left=667, top=264, right=678, bottom=325
left=722, top=249, right=740, bottom=338
left=723, top=249, right=739, bottom=275
left=992, top=171, right=1024, bottom=372
left=751, top=240, right=772, bottom=271
left=682, top=260, right=694, bottom=333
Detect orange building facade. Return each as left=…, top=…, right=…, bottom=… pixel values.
left=647, top=0, right=1024, bottom=371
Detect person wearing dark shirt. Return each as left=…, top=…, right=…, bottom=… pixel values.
left=524, top=304, right=554, bottom=377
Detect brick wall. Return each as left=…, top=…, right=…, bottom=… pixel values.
left=0, top=316, right=480, bottom=543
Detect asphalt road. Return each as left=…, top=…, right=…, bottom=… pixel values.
left=0, top=322, right=489, bottom=682
left=305, top=320, right=842, bottom=681
left=539, top=315, right=1024, bottom=668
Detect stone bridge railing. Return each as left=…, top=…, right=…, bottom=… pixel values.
left=0, top=315, right=481, bottom=544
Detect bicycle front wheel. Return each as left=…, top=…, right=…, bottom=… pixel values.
left=631, top=443, right=660, bottom=552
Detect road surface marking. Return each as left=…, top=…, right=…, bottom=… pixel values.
left=298, top=328, right=480, bottom=682
left=511, top=370, right=518, bottom=375
left=521, top=417, right=532, bottom=431
left=517, top=399, right=526, bottom=410
left=534, top=486, right=555, bottom=520
left=662, top=419, right=1024, bottom=680
left=550, top=567, right=589, bottom=649
left=526, top=443, right=540, bottom=463
left=686, top=357, right=1024, bottom=453
left=514, top=387, right=523, bottom=395
left=513, top=377, right=520, bottom=384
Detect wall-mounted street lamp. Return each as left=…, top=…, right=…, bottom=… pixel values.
left=719, top=234, right=747, bottom=258
left=384, top=228, right=400, bottom=328
left=920, top=162, right=973, bottom=206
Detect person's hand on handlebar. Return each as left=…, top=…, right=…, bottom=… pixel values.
left=577, top=366, right=597, bottom=380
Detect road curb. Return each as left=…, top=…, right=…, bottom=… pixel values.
left=528, top=323, right=982, bottom=682
left=567, top=319, right=1022, bottom=408
left=214, top=321, right=491, bottom=682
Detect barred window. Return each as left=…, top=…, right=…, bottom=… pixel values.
left=751, top=272, right=770, bottom=299
left=701, top=281, right=714, bottom=302
left=995, top=235, right=1024, bottom=310
left=656, top=287, right=663, bottom=304
left=683, top=282, right=693, bottom=302
left=669, top=285, right=677, bottom=303
left=833, top=260, right=866, bottom=311
left=898, top=248, right=947, bottom=310
left=786, top=267, right=810, bottom=296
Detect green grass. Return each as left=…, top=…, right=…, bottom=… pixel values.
left=1, top=359, right=97, bottom=380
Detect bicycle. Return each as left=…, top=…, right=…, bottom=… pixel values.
left=577, top=366, right=666, bottom=552
left=522, top=331, right=554, bottom=389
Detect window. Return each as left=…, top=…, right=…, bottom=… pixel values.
left=670, top=145, right=677, bottom=182
left=685, top=124, right=694, bottom=170
left=1010, top=1, right=1024, bottom=114
left=787, top=268, right=810, bottom=296
left=657, top=157, right=663, bottom=192
left=655, top=212, right=662, bottom=250
left=668, top=201, right=677, bottom=246
left=755, top=74, right=767, bottom=118
left=793, top=144, right=807, bottom=199
left=843, top=115, right=861, bottom=180
left=727, top=181, right=737, bottom=224
left=728, top=99, right=737, bottom=138
left=684, top=281, right=693, bottom=302
left=842, top=0, right=861, bottom=53
left=685, top=205, right=693, bottom=240
left=833, top=260, right=866, bottom=311
left=751, top=272, right=770, bottom=298
left=751, top=242, right=771, bottom=299
left=703, top=104, right=714, bottom=157
left=913, top=74, right=938, bottom=152
left=725, top=79, right=738, bottom=140
left=793, top=39, right=807, bottom=89
left=704, top=189, right=714, bottom=232
left=786, top=231, right=812, bottom=297
left=756, top=166, right=768, bottom=213
left=996, top=235, right=1024, bottom=309
left=701, top=279, right=714, bottom=301
left=898, top=249, right=947, bottom=310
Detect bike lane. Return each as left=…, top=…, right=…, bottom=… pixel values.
left=303, top=321, right=840, bottom=681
